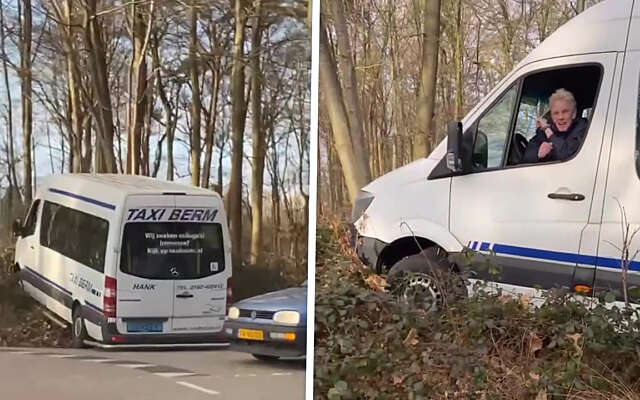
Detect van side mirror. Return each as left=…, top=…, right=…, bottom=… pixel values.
left=446, top=121, right=463, bottom=172
left=11, top=218, right=22, bottom=237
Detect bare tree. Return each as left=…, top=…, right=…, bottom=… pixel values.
left=228, top=0, right=249, bottom=264
left=20, top=0, right=33, bottom=203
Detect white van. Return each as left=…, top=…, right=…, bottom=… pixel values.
left=352, top=0, right=640, bottom=307
left=11, top=174, right=232, bottom=348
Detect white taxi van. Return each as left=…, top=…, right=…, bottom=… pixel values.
left=11, top=174, right=232, bottom=347
left=352, top=0, right=640, bottom=307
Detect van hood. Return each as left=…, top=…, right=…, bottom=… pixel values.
left=363, top=157, right=441, bottom=194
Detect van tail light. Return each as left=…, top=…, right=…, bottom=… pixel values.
left=226, top=278, right=233, bottom=314
left=104, top=275, right=117, bottom=318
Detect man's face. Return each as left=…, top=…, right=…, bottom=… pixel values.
left=550, top=99, right=576, bottom=132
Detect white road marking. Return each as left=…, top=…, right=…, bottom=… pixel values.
left=115, top=363, right=157, bottom=368
left=248, top=373, right=257, bottom=377
left=155, top=372, right=199, bottom=378
left=272, top=372, right=292, bottom=376
left=10, top=351, right=36, bottom=355
left=234, top=374, right=241, bottom=377
left=176, top=381, right=220, bottom=396
left=48, top=354, right=78, bottom=358
left=81, top=359, right=112, bottom=363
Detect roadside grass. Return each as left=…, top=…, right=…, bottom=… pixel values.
left=314, top=218, right=640, bottom=400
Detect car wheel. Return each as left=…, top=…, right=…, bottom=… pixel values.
left=71, top=306, right=88, bottom=349
left=252, top=354, right=280, bottom=361
left=388, top=247, right=467, bottom=311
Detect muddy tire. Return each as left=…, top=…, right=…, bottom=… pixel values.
left=388, top=247, right=467, bottom=311
left=71, top=306, right=88, bottom=349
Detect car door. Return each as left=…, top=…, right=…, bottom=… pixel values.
left=449, top=53, right=619, bottom=292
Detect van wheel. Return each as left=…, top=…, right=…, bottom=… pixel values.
left=252, top=354, right=279, bottom=361
left=388, top=247, right=467, bottom=312
left=71, top=306, right=88, bottom=348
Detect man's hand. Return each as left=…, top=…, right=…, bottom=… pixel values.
left=536, top=117, right=549, bottom=130
left=538, top=142, right=553, bottom=159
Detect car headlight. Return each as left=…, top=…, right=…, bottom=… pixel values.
left=351, top=190, right=374, bottom=223
left=273, top=311, right=300, bottom=325
left=228, top=306, right=240, bottom=319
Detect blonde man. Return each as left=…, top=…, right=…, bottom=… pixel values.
left=523, top=88, right=588, bottom=163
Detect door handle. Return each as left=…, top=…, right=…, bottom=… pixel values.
left=176, top=293, right=194, bottom=299
left=547, top=193, right=585, bottom=201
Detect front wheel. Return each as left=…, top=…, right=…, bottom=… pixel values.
left=71, top=306, right=88, bottom=348
left=388, top=247, right=467, bottom=311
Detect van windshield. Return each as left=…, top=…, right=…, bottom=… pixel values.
left=119, top=222, right=225, bottom=280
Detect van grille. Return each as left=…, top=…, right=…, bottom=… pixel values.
left=239, top=309, right=275, bottom=320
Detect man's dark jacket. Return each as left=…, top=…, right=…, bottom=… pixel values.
left=522, top=117, right=588, bottom=163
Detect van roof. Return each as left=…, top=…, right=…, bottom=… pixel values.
left=38, top=174, right=220, bottom=198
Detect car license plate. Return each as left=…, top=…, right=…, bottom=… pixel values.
left=127, top=320, right=163, bottom=333
left=238, top=329, right=264, bottom=340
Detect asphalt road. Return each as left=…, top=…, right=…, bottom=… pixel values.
left=0, top=346, right=305, bottom=399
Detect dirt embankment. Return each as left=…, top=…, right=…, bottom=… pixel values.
left=314, top=219, right=640, bottom=400
left=0, top=247, right=70, bottom=348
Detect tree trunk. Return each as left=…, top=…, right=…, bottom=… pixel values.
left=0, top=0, right=19, bottom=194
left=189, top=1, right=201, bottom=186
left=83, top=0, right=117, bottom=172
left=328, top=0, right=371, bottom=184
left=250, top=0, right=265, bottom=266
left=414, top=0, right=441, bottom=159
left=270, top=127, right=280, bottom=255
left=319, top=18, right=368, bottom=204
left=201, top=66, right=220, bottom=188
left=61, top=0, right=84, bottom=173
left=128, top=1, right=154, bottom=175
left=229, top=0, right=249, bottom=265
left=21, top=0, right=33, bottom=204
left=454, top=0, right=463, bottom=120
left=577, top=0, right=585, bottom=14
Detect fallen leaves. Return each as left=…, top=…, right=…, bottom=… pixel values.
left=403, top=327, right=419, bottom=347
left=566, top=333, right=583, bottom=356
left=528, top=332, right=544, bottom=356
left=365, top=274, right=387, bottom=292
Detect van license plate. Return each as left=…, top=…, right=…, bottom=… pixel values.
left=238, top=329, right=264, bottom=340
left=127, top=321, right=163, bottom=333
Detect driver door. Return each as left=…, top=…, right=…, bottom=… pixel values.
left=449, top=53, right=619, bottom=292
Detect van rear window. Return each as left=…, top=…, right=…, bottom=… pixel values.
left=119, top=222, right=225, bottom=280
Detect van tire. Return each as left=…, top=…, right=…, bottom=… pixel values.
left=387, top=247, right=467, bottom=311
left=71, top=306, right=88, bottom=349
left=252, top=354, right=279, bottom=361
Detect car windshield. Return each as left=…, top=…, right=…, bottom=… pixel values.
left=120, top=222, right=225, bottom=280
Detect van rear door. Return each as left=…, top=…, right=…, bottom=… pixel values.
left=117, top=196, right=175, bottom=327
left=169, top=195, right=228, bottom=333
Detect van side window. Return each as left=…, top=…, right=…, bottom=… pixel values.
left=472, top=85, right=518, bottom=170
left=22, top=200, right=40, bottom=237
left=40, top=200, right=109, bottom=273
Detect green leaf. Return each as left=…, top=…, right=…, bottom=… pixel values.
left=334, top=380, right=348, bottom=392
left=605, top=292, right=616, bottom=303
left=327, top=388, right=342, bottom=400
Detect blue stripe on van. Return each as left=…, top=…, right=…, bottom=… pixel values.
left=49, top=188, right=116, bottom=210
left=85, top=301, right=103, bottom=313
left=24, top=266, right=72, bottom=296
left=475, top=241, right=640, bottom=272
